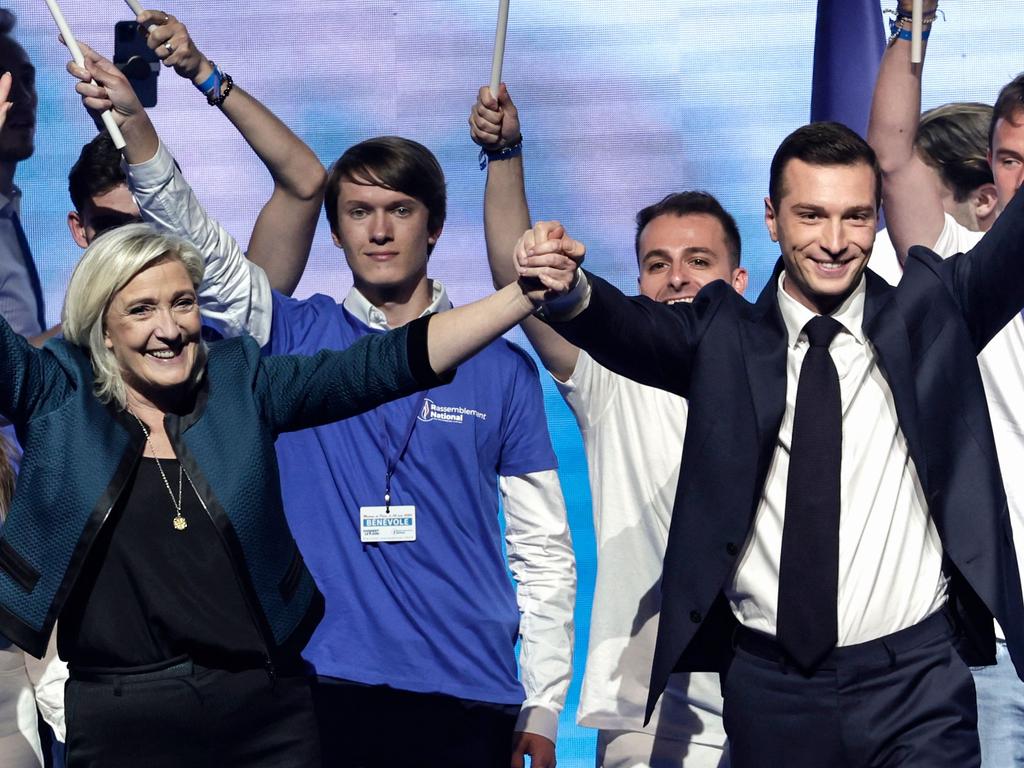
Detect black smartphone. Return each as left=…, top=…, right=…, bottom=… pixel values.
left=113, top=20, right=159, bottom=108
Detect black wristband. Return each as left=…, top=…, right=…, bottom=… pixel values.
left=478, top=137, right=523, bottom=170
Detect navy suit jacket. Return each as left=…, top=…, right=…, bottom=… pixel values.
left=551, top=188, right=1024, bottom=722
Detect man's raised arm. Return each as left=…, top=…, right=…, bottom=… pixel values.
left=470, top=85, right=581, bottom=382
left=867, top=0, right=945, bottom=262
left=136, top=10, right=325, bottom=296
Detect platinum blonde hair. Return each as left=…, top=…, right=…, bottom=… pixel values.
left=61, top=222, right=206, bottom=408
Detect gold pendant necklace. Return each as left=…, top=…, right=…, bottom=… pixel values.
left=129, top=410, right=188, bottom=531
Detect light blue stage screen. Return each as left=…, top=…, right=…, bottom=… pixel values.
left=11, top=1, right=1024, bottom=764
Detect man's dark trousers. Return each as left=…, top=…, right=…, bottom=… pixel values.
left=312, top=676, right=520, bottom=768
left=722, top=610, right=979, bottom=768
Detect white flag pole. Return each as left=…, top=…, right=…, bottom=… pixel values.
left=489, top=0, right=510, bottom=98
left=43, top=0, right=126, bottom=148
left=910, top=0, right=924, bottom=63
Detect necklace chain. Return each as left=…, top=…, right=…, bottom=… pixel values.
left=128, top=410, right=188, bottom=531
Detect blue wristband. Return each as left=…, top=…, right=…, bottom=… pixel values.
left=195, top=63, right=221, bottom=96
left=888, top=16, right=933, bottom=43
left=478, top=138, right=523, bottom=170
left=890, top=24, right=932, bottom=42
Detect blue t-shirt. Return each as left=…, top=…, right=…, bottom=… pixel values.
left=269, top=291, right=558, bottom=704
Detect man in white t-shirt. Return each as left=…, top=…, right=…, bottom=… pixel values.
left=470, top=86, right=747, bottom=768
left=870, top=102, right=996, bottom=286
left=869, top=2, right=1024, bottom=763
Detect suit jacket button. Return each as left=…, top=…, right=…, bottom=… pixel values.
left=726, top=542, right=739, bottom=556
left=689, top=610, right=702, bottom=623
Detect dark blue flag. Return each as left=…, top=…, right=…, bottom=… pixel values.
left=810, top=0, right=887, bottom=138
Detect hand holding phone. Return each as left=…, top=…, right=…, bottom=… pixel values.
left=113, top=20, right=159, bottom=107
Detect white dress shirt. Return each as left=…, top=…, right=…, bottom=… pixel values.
left=726, top=274, right=948, bottom=645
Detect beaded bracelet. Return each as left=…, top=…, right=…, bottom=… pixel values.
left=887, top=11, right=938, bottom=47
left=194, top=61, right=234, bottom=107
left=889, top=18, right=933, bottom=43
left=207, top=71, right=234, bottom=107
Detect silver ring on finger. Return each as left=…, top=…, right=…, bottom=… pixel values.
left=164, top=42, right=174, bottom=53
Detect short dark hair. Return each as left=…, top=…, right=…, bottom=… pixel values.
left=68, top=132, right=126, bottom=213
left=635, top=191, right=742, bottom=268
left=0, top=9, right=16, bottom=37
left=989, top=73, right=1024, bottom=150
left=325, top=136, right=446, bottom=254
left=769, top=122, right=882, bottom=210
left=916, top=102, right=993, bottom=202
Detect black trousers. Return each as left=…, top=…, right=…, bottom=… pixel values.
left=722, top=609, right=980, bottom=768
left=312, top=677, right=520, bottom=768
left=65, top=660, right=321, bottom=767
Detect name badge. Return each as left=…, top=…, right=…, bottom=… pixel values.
left=359, top=506, right=416, bottom=543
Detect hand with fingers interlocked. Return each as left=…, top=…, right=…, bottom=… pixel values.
left=515, top=220, right=586, bottom=305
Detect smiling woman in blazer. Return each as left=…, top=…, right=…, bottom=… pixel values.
left=0, top=211, right=567, bottom=767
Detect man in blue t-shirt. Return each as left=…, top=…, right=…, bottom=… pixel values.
left=268, top=138, right=576, bottom=768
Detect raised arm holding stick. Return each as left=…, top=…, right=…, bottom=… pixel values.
left=470, top=83, right=584, bottom=382
left=868, top=0, right=943, bottom=261
left=130, top=9, right=326, bottom=296
left=869, top=4, right=1024, bottom=764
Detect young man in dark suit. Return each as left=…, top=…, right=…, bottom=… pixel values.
left=520, top=121, right=1024, bottom=768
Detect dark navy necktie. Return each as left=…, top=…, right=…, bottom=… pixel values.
left=4, top=207, right=47, bottom=334
left=777, top=314, right=844, bottom=672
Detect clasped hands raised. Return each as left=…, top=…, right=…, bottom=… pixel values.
left=515, top=221, right=586, bottom=306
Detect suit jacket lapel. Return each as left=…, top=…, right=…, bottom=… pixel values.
left=740, top=261, right=788, bottom=452
left=861, top=271, right=929, bottom=490
left=740, top=266, right=929, bottom=491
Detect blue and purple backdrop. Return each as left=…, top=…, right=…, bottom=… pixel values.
left=12, top=1, right=1024, bottom=763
